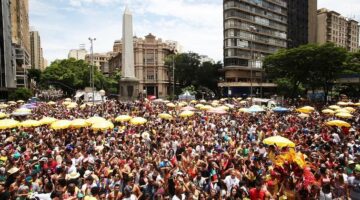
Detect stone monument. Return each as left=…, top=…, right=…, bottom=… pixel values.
left=119, top=6, right=139, bottom=100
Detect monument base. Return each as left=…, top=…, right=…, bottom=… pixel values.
left=119, top=77, right=139, bottom=101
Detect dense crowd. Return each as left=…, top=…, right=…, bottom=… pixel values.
left=0, top=98, right=359, bottom=200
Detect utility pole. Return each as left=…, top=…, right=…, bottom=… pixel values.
left=89, top=37, right=96, bottom=107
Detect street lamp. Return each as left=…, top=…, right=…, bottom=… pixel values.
left=249, top=25, right=257, bottom=98
left=89, top=37, right=96, bottom=106
left=99, top=89, right=105, bottom=116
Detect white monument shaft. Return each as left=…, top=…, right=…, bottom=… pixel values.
left=122, top=7, right=135, bottom=78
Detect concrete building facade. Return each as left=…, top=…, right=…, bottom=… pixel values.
left=30, top=30, right=42, bottom=70
left=0, top=0, right=17, bottom=95
left=286, top=0, right=317, bottom=48
left=85, top=52, right=112, bottom=76
left=109, top=34, right=175, bottom=98
left=317, top=8, right=359, bottom=52
left=68, top=48, right=87, bottom=60
left=220, top=0, right=288, bottom=96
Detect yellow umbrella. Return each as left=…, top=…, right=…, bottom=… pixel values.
left=47, top=101, right=56, bottom=105
left=0, top=119, right=19, bottom=130
left=211, top=102, right=219, bottom=107
left=178, top=102, right=187, bottom=107
left=62, top=101, right=71, bottom=106
left=67, top=103, right=78, bottom=109
left=335, top=108, right=350, bottom=113
left=179, top=110, right=195, bottom=118
left=190, top=100, right=197, bottom=104
left=329, top=105, right=341, bottom=110
left=0, top=113, right=7, bottom=119
left=20, top=120, right=41, bottom=128
left=347, top=102, right=354, bottom=106
left=12, top=108, right=31, bottom=116
left=263, top=136, right=295, bottom=148
left=296, top=106, right=315, bottom=113
left=336, top=112, right=353, bottom=119
left=70, top=119, right=89, bottom=129
left=17, top=100, right=25, bottom=103
left=8, top=101, right=16, bottom=105
left=239, top=108, right=249, bottom=113
left=130, top=117, right=147, bottom=125
left=239, top=100, right=247, bottom=104
left=166, top=103, right=176, bottom=108
left=325, top=120, right=351, bottom=128
left=298, top=113, right=309, bottom=118
left=65, top=98, right=72, bottom=101
left=344, top=107, right=356, bottom=112
left=158, top=113, right=173, bottom=120
left=39, top=117, right=57, bottom=125
left=200, top=105, right=213, bottom=111
left=50, top=120, right=72, bottom=130
left=115, top=115, right=132, bottom=122
left=200, top=99, right=206, bottom=103
left=217, top=105, right=230, bottom=111
left=355, top=102, right=360, bottom=106
left=92, top=121, right=114, bottom=131
left=86, top=116, right=107, bottom=124
left=0, top=104, right=8, bottom=109
left=321, top=109, right=335, bottom=114
left=337, top=101, right=348, bottom=106
left=195, top=104, right=204, bottom=109
left=80, top=103, right=93, bottom=109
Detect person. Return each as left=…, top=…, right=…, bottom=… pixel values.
left=348, top=164, right=360, bottom=200
left=248, top=181, right=266, bottom=200
left=0, top=181, right=9, bottom=200
left=34, top=182, right=53, bottom=200
left=222, top=170, right=239, bottom=196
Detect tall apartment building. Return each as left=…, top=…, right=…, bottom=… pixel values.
left=109, top=34, right=175, bottom=98
left=0, top=0, right=17, bottom=96
left=10, top=0, right=30, bottom=87
left=317, top=8, right=359, bottom=52
left=30, top=30, right=42, bottom=70
left=68, top=45, right=87, bottom=60
left=286, top=0, right=317, bottom=48
left=220, top=0, right=287, bottom=96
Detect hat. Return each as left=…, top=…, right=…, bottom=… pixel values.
left=7, top=167, right=19, bottom=174
left=32, top=156, right=38, bottom=161
left=83, top=170, right=93, bottom=179
left=66, top=171, right=80, bottom=180
left=12, top=152, right=21, bottom=159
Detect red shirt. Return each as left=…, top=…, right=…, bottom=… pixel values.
left=249, top=188, right=266, bottom=200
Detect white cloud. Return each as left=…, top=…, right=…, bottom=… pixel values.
left=318, top=0, right=360, bottom=20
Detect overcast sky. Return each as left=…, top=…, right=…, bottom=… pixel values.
left=29, top=0, right=360, bottom=64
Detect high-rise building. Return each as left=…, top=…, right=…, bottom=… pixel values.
left=30, top=30, right=42, bottom=69
left=220, top=0, right=287, bottom=96
left=317, top=8, right=359, bottom=52
left=0, top=0, right=17, bottom=95
left=10, top=0, right=30, bottom=87
left=286, top=0, right=317, bottom=48
left=109, top=34, right=175, bottom=98
left=68, top=49, right=88, bottom=60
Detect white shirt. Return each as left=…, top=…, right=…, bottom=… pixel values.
left=34, top=193, right=51, bottom=200
left=223, top=175, right=239, bottom=193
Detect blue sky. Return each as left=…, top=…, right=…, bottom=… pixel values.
left=30, top=0, right=360, bottom=64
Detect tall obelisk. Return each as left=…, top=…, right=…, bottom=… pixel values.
left=119, top=6, right=139, bottom=100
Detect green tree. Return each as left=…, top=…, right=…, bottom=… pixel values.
left=9, top=88, right=33, bottom=101
left=40, top=58, right=117, bottom=95
left=27, top=69, right=42, bottom=83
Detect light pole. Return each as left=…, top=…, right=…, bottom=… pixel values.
left=249, top=25, right=257, bottom=98
left=172, top=53, right=176, bottom=100
left=99, top=89, right=105, bottom=116
left=89, top=37, right=96, bottom=106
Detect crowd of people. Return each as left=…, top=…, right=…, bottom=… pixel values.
left=0, top=98, right=359, bottom=200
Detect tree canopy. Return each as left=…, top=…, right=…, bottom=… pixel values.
left=263, top=43, right=349, bottom=99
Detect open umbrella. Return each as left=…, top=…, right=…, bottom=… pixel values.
left=335, top=108, right=350, bottom=113
left=178, top=102, right=188, bottom=107
left=190, top=100, right=197, bottom=104
left=179, top=110, right=195, bottom=118
left=336, top=112, right=353, bottom=119
left=195, top=104, right=204, bottom=109
left=344, top=107, right=356, bottom=112
left=65, top=98, right=72, bottom=101
left=296, top=106, right=315, bottom=113
left=248, top=105, right=265, bottom=113
left=166, top=103, right=176, bottom=108
left=337, top=101, right=348, bottom=106
left=200, top=105, right=213, bottom=111
left=272, top=107, right=289, bottom=112
left=66, top=103, right=78, bottom=109
left=115, top=115, right=132, bottom=122
left=39, top=117, right=57, bottom=125
left=355, top=102, right=360, bottom=106
left=130, top=117, right=147, bottom=125
left=20, top=120, right=41, bottom=128
left=200, top=99, right=206, bottom=103
left=70, top=119, right=89, bottom=129
left=8, top=101, right=16, bottom=105
left=329, top=105, right=341, bottom=110
left=50, top=120, right=72, bottom=130
left=47, top=101, right=56, bottom=105
left=86, top=116, right=107, bottom=124
left=0, top=119, right=19, bottom=130
left=0, top=113, right=7, bottom=119
left=325, top=120, right=351, bottom=128
left=321, top=109, right=335, bottom=114
left=91, top=121, right=114, bottom=131
left=12, top=108, right=31, bottom=116
left=17, top=100, right=25, bottom=103
left=158, top=113, right=173, bottom=120
left=0, top=104, right=8, bottom=109
left=181, top=106, right=196, bottom=111
left=263, top=136, right=295, bottom=148
left=207, top=108, right=227, bottom=115
left=298, top=113, right=310, bottom=118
